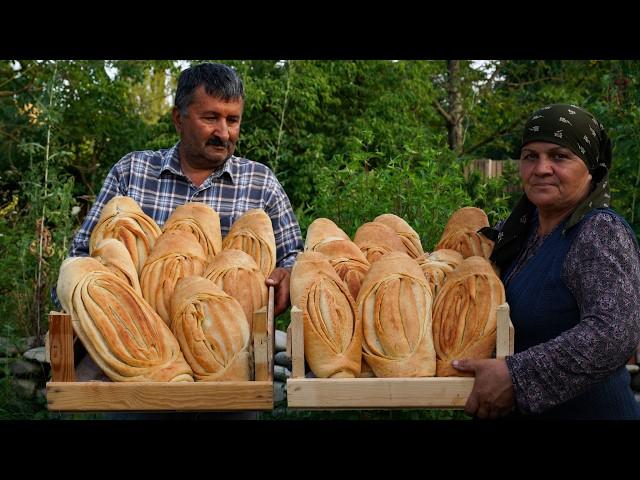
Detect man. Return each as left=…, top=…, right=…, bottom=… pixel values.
left=63, top=62, right=301, bottom=417
left=69, top=62, right=302, bottom=317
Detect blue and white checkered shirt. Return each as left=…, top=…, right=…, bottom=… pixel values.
left=69, top=142, right=303, bottom=269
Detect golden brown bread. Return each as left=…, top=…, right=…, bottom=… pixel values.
left=432, top=255, right=505, bottom=376
left=305, top=218, right=350, bottom=251
left=222, top=209, right=276, bottom=279
left=290, top=251, right=362, bottom=378
left=435, top=207, right=494, bottom=259
left=139, top=230, right=207, bottom=326
left=89, top=196, right=162, bottom=274
left=356, top=251, right=436, bottom=377
left=374, top=213, right=424, bottom=259
left=162, top=202, right=222, bottom=263
left=203, top=249, right=268, bottom=333
left=314, top=239, right=370, bottom=301
left=353, top=221, right=408, bottom=264
left=416, top=249, right=463, bottom=296
left=91, top=238, right=142, bottom=296
left=170, top=276, right=251, bottom=381
left=56, top=256, right=193, bottom=382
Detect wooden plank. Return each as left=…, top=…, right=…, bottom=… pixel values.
left=290, top=307, right=305, bottom=378
left=253, top=286, right=274, bottom=382
left=266, top=286, right=274, bottom=382
left=287, top=377, right=475, bottom=409
left=496, top=303, right=512, bottom=358
left=46, top=381, right=273, bottom=411
left=49, top=312, right=75, bottom=382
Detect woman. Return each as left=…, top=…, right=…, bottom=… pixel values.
left=453, top=103, right=640, bottom=420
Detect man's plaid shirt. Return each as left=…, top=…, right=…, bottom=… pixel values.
left=70, top=142, right=303, bottom=269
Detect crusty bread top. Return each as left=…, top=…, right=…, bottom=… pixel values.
left=162, top=202, right=222, bottom=262
left=222, top=209, right=276, bottom=279
left=353, top=221, right=408, bottom=263
left=374, top=213, right=424, bottom=258
left=89, top=196, right=162, bottom=273
left=305, top=218, right=350, bottom=251
left=91, top=238, right=142, bottom=296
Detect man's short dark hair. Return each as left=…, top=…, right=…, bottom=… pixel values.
left=174, top=63, right=244, bottom=113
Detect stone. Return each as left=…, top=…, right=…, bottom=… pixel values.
left=10, top=358, right=41, bottom=377
left=23, top=347, right=46, bottom=364
left=274, top=351, right=292, bottom=370
left=274, top=329, right=287, bottom=352
left=273, top=381, right=286, bottom=403
left=0, top=336, right=19, bottom=357
left=14, top=379, right=37, bottom=398
left=274, top=365, right=291, bottom=382
left=625, top=364, right=639, bottom=375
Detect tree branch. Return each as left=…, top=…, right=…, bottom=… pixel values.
left=432, top=99, right=453, bottom=125
left=463, top=113, right=528, bottom=155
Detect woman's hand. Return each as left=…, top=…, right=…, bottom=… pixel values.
left=266, top=267, right=291, bottom=317
left=452, top=358, right=516, bottom=419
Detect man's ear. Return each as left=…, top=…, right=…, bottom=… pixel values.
left=172, top=106, right=182, bottom=134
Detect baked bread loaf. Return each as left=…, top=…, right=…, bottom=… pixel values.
left=356, top=251, right=436, bottom=377
left=432, top=255, right=505, bottom=376
left=56, top=256, right=193, bottom=382
left=162, top=202, right=222, bottom=262
left=91, top=238, right=142, bottom=296
left=305, top=218, right=350, bottom=251
left=353, top=221, right=408, bottom=264
left=314, top=239, right=370, bottom=301
left=374, top=213, right=424, bottom=259
left=435, top=207, right=494, bottom=259
left=416, top=249, right=463, bottom=296
left=203, top=249, right=268, bottom=333
left=222, top=209, right=276, bottom=279
left=170, top=276, right=251, bottom=381
left=290, top=251, right=362, bottom=378
left=89, top=196, right=162, bottom=274
left=139, top=230, right=207, bottom=326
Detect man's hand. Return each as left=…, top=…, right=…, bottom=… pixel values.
left=452, top=358, right=515, bottom=419
left=266, top=267, right=291, bottom=317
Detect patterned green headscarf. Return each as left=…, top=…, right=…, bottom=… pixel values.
left=488, top=103, right=613, bottom=270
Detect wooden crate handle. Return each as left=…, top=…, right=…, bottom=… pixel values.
left=290, top=306, right=305, bottom=378
left=496, top=303, right=514, bottom=359
left=253, top=286, right=275, bottom=381
left=49, top=311, right=75, bottom=382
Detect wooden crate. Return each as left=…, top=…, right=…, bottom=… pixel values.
left=46, top=287, right=275, bottom=412
left=286, top=303, right=514, bottom=409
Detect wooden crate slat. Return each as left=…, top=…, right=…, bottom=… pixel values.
left=49, top=312, right=75, bottom=382
left=287, top=377, right=474, bottom=409
left=47, top=381, right=273, bottom=411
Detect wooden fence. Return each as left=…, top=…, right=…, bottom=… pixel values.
left=464, top=158, right=519, bottom=179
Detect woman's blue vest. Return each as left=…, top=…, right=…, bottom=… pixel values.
left=502, top=208, right=640, bottom=419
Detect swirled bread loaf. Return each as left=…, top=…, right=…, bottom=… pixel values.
left=170, top=276, right=251, bottom=381
left=314, top=239, right=370, bottom=301
left=374, top=213, right=424, bottom=259
left=305, top=218, right=350, bottom=251
left=416, top=249, right=463, bottom=296
left=89, top=196, right=162, bottom=274
left=353, top=221, right=408, bottom=264
left=432, top=255, right=505, bottom=376
left=356, top=251, right=436, bottom=377
left=162, top=202, right=222, bottom=262
left=56, top=256, right=193, bottom=382
left=139, top=230, right=207, bottom=326
left=91, top=238, right=142, bottom=296
left=290, top=251, right=362, bottom=378
left=222, top=209, right=276, bottom=279
left=203, top=249, right=268, bottom=332
left=435, top=207, right=494, bottom=259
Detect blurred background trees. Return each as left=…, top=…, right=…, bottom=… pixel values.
left=1, top=59, right=638, bottom=341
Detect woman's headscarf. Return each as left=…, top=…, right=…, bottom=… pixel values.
left=486, top=103, right=613, bottom=270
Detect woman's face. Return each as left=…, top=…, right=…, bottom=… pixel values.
left=520, top=141, right=592, bottom=213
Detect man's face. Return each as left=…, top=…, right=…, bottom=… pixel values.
left=173, top=85, right=243, bottom=170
